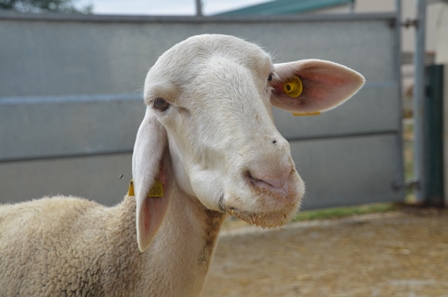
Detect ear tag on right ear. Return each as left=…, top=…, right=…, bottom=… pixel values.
left=127, top=179, right=164, bottom=198
left=127, top=180, right=135, bottom=196
left=284, top=76, right=303, bottom=98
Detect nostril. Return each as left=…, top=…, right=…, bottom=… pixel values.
left=246, top=170, right=290, bottom=196
left=259, top=177, right=286, bottom=189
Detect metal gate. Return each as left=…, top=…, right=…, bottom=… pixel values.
left=0, top=12, right=404, bottom=209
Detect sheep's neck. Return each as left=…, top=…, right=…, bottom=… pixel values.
left=144, top=180, right=226, bottom=296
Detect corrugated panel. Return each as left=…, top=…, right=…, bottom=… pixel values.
left=215, top=0, right=351, bottom=16
left=0, top=15, right=403, bottom=208
left=0, top=134, right=402, bottom=209
left=0, top=154, right=131, bottom=206
left=0, top=94, right=144, bottom=161
left=291, top=134, right=403, bottom=209
left=0, top=18, right=394, bottom=97
left=0, top=84, right=397, bottom=161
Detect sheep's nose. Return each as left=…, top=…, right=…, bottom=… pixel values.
left=247, top=167, right=291, bottom=197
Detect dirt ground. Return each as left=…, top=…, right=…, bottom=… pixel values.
left=202, top=208, right=448, bottom=297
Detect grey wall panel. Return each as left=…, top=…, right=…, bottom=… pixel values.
left=0, top=153, right=132, bottom=206
left=292, top=134, right=402, bottom=209
left=274, top=84, right=400, bottom=140
left=0, top=14, right=403, bottom=209
left=0, top=134, right=402, bottom=208
left=1, top=85, right=398, bottom=161
left=0, top=95, right=144, bottom=161
left=0, top=17, right=394, bottom=97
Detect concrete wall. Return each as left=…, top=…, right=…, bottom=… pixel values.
left=0, top=13, right=404, bottom=209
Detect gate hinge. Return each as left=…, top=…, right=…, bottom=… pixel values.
left=401, top=19, right=419, bottom=28
left=391, top=179, right=420, bottom=192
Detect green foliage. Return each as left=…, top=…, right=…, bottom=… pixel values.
left=0, top=0, right=93, bottom=13
left=292, top=203, right=398, bottom=222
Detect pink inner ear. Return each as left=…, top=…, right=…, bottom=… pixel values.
left=143, top=199, right=151, bottom=232
left=143, top=172, right=168, bottom=234
left=137, top=179, right=170, bottom=251
left=136, top=161, right=170, bottom=252
left=271, top=60, right=365, bottom=113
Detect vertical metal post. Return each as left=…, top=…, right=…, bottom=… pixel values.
left=395, top=0, right=405, bottom=200
left=413, top=0, right=427, bottom=202
left=195, top=0, right=203, bottom=17
left=444, top=65, right=448, bottom=207
left=424, top=65, right=445, bottom=207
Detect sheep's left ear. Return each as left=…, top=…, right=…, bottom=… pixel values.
left=132, top=107, right=170, bottom=252
left=270, top=59, right=365, bottom=114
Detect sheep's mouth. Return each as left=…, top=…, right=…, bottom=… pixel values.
left=217, top=172, right=304, bottom=227
left=223, top=204, right=299, bottom=228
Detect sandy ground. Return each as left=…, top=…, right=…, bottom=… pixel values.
left=202, top=208, right=448, bottom=297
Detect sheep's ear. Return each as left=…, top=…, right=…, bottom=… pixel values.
left=270, top=59, right=365, bottom=114
left=132, top=108, right=170, bottom=252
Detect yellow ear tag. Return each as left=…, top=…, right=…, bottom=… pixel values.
left=127, top=180, right=135, bottom=196
left=127, top=179, right=164, bottom=198
left=284, top=76, right=303, bottom=98
left=147, top=180, right=164, bottom=198
left=283, top=76, right=320, bottom=116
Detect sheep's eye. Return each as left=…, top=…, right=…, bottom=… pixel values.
left=153, top=98, right=170, bottom=111
left=267, top=74, right=273, bottom=82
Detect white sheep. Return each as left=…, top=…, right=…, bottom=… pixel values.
left=0, top=34, right=365, bottom=297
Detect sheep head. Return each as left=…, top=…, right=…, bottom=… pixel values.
left=132, top=34, right=365, bottom=251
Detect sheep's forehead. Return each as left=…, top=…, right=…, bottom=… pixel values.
left=171, top=34, right=269, bottom=65
left=145, top=35, right=273, bottom=102
left=148, top=35, right=272, bottom=85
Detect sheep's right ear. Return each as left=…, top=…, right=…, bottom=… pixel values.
left=132, top=107, right=170, bottom=252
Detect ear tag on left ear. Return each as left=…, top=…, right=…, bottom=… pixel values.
left=284, top=76, right=303, bottom=98
left=283, top=76, right=320, bottom=116
left=127, top=179, right=165, bottom=198
left=147, top=180, right=164, bottom=198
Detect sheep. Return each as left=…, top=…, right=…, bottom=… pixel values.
left=0, top=34, right=365, bottom=297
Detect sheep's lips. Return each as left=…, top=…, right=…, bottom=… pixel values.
left=223, top=203, right=299, bottom=228
left=218, top=167, right=303, bottom=227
